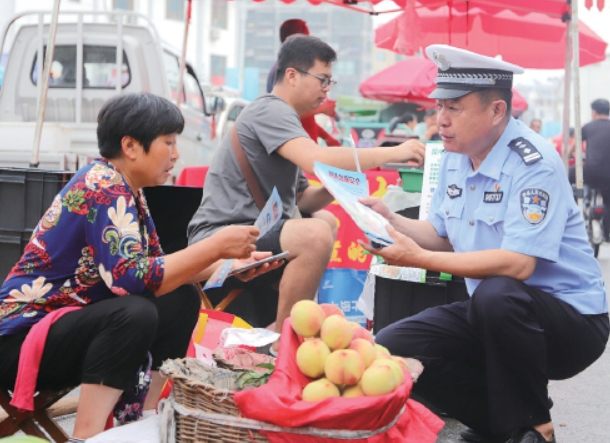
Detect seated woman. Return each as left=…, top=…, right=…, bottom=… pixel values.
left=0, top=93, right=281, bottom=441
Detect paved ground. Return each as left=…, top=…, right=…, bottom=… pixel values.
left=30, top=245, right=610, bottom=442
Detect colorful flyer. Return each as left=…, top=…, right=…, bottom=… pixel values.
left=314, top=162, right=393, bottom=247
left=204, top=187, right=283, bottom=290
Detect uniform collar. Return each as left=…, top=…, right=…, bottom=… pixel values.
left=473, top=117, right=517, bottom=180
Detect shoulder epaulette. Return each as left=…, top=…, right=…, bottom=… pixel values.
left=508, top=137, right=542, bottom=165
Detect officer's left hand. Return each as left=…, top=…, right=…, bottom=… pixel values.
left=359, top=225, right=426, bottom=268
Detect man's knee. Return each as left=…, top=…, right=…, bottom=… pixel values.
left=283, top=218, right=334, bottom=257
left=470, top=276, right=524, bottom=321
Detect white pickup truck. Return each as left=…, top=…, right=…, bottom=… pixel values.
left=0, top=10, right=247, bottom=177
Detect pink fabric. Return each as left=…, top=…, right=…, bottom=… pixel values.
left=10, top=307, right=81, bottom=411
left=359, top=58, right=526, bottom=113
left=234, top=319, right=444, bottom=443
left=374, top=6, right=607, bottom=69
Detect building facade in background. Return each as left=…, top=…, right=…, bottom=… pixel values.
left=242, top=1, right=374, bottom=99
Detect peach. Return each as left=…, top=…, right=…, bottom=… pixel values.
left=352, top=325, right=374, bottom=345
left=320, top=303, right=345, bottom=319
left=348, top=338, right=377, bottom=368
left=290, top=300, right=325, bottom=338
left=391, top=356, right=410, bottom=374
left=302, top=378, right=340, bottom=402
left=324, top=349, right=364, bottom=386
left=374, top=343, right=390, bottom=354
left=371, top=358, right=404, bottom=385
left=320, top=315, right=353, bottom=350
left=342, top=384, right=365, bottom=398
left=296, top=338, right=331, bottom=378
left=360, top=364, right=398, bottom=396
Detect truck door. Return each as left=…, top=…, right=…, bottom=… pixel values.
left=162, top=51, right=212, bottom=174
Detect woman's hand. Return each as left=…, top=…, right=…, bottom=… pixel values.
left=210, top=225, right=260, bottom=259
left=231, top=251, right=286, bottom=282
left=358, top=225, right=427, bottom=268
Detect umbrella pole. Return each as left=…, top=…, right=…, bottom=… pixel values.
left=561, top=15, right=572, bottom=173
left=30, top=0, right=62, bottom=168
left=572, top=0, right=584, bottom=211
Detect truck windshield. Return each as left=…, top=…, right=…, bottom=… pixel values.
left=31, top=45, right=131, bottom=89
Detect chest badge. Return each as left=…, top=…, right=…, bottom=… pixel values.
left=484, top=183, right=503, bottom=203
left=520, top=188, right=550, bottom=225
left=447, top=184, right=462, bottom=199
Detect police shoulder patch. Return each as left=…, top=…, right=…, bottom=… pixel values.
left=520, top=188, right=550, bottom=225
left=508, top=137, right=542, bottom=165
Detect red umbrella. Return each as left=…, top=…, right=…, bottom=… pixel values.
left=408, top=0, right=604, bottom=16
left=375, top=6, right=607, bottom=69
left=359, top=57, right=527, bottom=116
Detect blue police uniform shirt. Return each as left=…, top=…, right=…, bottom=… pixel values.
left=428, top=118, right=607, bottom=315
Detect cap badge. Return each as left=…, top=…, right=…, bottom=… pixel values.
left=433, top=51, right=451, bottom=71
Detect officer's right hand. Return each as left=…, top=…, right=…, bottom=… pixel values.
left=360, top=197, right=393, bottom=221
left=394, top=139, right=425, bottom=168
left=211, top=225, right=259, bottom=259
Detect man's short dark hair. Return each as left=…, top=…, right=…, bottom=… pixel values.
left=476, top=88, right=513, bottom=118
left=280, top=19, right=309, bottom=43
left=591, top=98, right=610, bottom=116
left=97, top=93, right=184, bottom=159
left=275, top=35, right=337, bottom=85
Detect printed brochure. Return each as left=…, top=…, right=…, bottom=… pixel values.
left=204, top=187, right=283, bottom=290
left=313, top=162, right=394, bottom=248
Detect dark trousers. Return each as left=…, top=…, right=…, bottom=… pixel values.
left=376, top=276, right=609, bottom=434
left=0, top=284, right=200, bottom=392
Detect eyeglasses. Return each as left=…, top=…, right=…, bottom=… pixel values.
left=294, top=67, right=337, bottom=89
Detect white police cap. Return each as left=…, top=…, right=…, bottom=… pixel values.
left=425, top=45, right=525, bottom=100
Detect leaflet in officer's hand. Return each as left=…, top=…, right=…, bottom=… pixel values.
left=204, top=187, right=283, bottom=290
left=313, top=162, right=394, bottom=248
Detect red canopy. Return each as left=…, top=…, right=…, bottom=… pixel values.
left=405, top=0, right=604, bottom=17
left=229, top=0, right=604, bottom=15
left=359, top=57, right=527, bottom=116
left=375, top=6, right=607, bottom=69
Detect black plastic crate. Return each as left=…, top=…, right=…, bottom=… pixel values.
left=0, top=168, right=74, bottom=232
left=373, top=272, right=470, bottom=334
left=0, top=229, right=32, bottom=283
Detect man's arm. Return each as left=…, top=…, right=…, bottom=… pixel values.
left=276, top=137, right=424, bottom=174
left=363, top=226, right=536, bottom=281
left=297, top=186, right=335, bottom=214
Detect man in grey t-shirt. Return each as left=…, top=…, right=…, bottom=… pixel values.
left=188, top=35, right=425, bottom=353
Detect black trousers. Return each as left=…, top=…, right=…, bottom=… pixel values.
left=204, top=219, right=287, bottom=327
left=376, top=276, right=609, bottom=434
left=0, top=284, right=200, bottom=392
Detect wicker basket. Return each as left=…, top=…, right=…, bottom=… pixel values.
left=161, top=358, right=268, bottom=443
left=160, top=358, right=407, bottom=443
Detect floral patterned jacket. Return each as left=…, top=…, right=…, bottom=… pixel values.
left=0, top=159, right=165, bottom=335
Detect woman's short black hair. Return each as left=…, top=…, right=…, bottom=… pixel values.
left=97, top=93, right=184, bottom=159
left=275, top=35, right=337, bottom=85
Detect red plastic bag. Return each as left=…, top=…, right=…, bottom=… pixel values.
left=234, top=320, right=444, bottom=443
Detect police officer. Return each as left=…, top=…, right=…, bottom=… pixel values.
left=360, top=45, right=609, bottom=443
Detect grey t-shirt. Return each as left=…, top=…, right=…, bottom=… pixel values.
left=187, top=94, right=310, bottom=244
